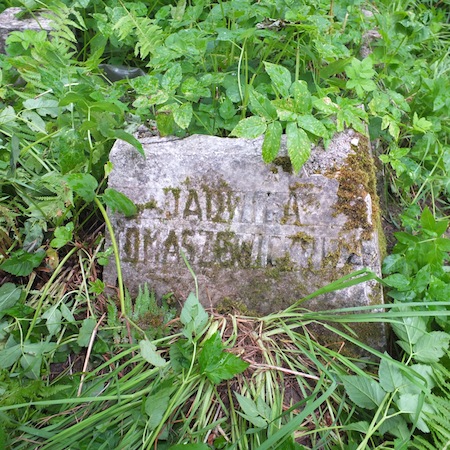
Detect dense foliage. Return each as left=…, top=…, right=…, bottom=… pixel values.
left=0, top=0, right=449, bottom=448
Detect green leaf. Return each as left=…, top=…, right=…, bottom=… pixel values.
left=0, top=283, right=22, bottom=314
left=264, top=62, right=291, bottom=98
left=290, top=80, right=312, bottom=114
left=248, top=88, right=277, bottom=120
left=413, top=331, right=450, bottom=363
left=107, top=130, right=144, bottom=157
left=234, top=392, right=268, bottom=428
left=180, top=292, right=208, bottom=338
left=77, top=318, right=97, bottom=347
left=262, top=121, right=282, bottom=163
left=0, top=344, right=21, bottom=369
left=103, top=188, right=137, bottom=217
left=0, top=249, right=45, bottom=276
left=412, top=113, right=433, bottom=133
left=230, top=116, right=266, bottom=139
left=156, top=110, right=175, bottom=136
left=391, top=316, right=427, bottom=346
left=383, top=274, right=410, bottom=291
left=50, top=222, right=74, bottom=249
left=286, top=122, right=310, bottom=173
left=140, top=340, right=167, bottom=367
left=173, top=102, right=193, bottom=129
left=297, top=114, right=328, bottom=138
left=42, top=304, right=62, bottom=337
left=397, top=393, right=433, bottom=433
left=378, top=356, right=403, bottom=392
left=342, top=375, right=386, bottom=410
left=145, top=386, right=175, bottom=430
left=65, top=173, right=98, bottom=203
left=162, top=63, right=182, bottom=92
left=199, top=332, right=249, bottom=384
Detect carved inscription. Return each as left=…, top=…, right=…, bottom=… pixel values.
left=119, top=178, right=353, bottom=270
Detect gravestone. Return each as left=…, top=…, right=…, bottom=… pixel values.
left=105, top=129, right=385, bottom=349
left=0, top=8, right=53, bottom=54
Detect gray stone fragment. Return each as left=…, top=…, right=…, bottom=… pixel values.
left=105, top=130, right=385, bottom=349
left=0, top=8, right=52, bottom=54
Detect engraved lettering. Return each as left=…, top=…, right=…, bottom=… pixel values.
left=281, top=193, right=301, bottom=225
left=143, top=228, right=159, bottom=263
left=123, top=227, right=140, bottom=262
left=163, top=229, right=179, bottom=263
left=183, top=189, right=202, bottom=219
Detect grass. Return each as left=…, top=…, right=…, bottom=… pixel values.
left=0, top=0, right=449, bottom=448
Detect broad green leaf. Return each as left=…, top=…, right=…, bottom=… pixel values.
left=219, top=97, right=236, bottom=120
left=286, top=122, right=310, bottom=173
left=108, top=129, right=144, bottom=157
left=103, top=188, right=137, bottom=217
left=341, top=375, right=386, bottom=410
left=161, top=63, right=182, bottom=92
left=0, top=283, right=22, bottom=314
left=65, top=173, right=98, bottom=203
left=60, top=302, right=75, bottom=323
left=0, top=344, right=21, bottom=369
left=140, top=340, right=167, bottom=367
left=378, top=356, right=403, bottom=392
left=42, top=304, right=62, bottom=336
left=381, top=254, right=403, bottom=274
left=199, top=332, right=249, bottom=384
left=397, top=394, right=433, bottom=433
left=145, top=386, right=175, bottom=430
left=156, top=110, right=175, bottom=136
left=262, top=121, right=282, bottom=163
left=383, top=274, right=410, bottom=291
left=77, top=318, right=97, bottom=347
left=420, top=207, right=435, bottom=232
left=413, top=331, right=450, bottom=363
left=290, top=80, right=312, bottom=114
left=234, top=392, right=268, bottom=428
left=391, top=316, right=427, bottom=346
left=248, top=88, right=277, bottom=120
left=297, top=114, right=328, bottom=137
left=264, top=62, right=291, bottom=98
left=23, top=98, right=59, bottom=117
left=180, top=292, right=208, bottom=337
left=173, top=102, right=193, bottom=129
left=170, top=339, right=193, bottom=372
left=0, top=249, right=45, bottom=277
left=412, top=113, right=433, bottom=133
left=273, top=98, right=298, bottom=121
left=378, top=415, right=410, bottom=440
left=50, top=222, right=74, bottom=249
left=230, top=116, right=266, bottom=139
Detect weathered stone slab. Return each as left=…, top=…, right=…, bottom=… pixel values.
left=105, top=129, right=384, bottom=340
left=0, top=8, right=52, bottom=54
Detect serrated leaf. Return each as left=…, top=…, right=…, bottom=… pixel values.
left=264, top=62, right=291, bottom=98
left=65, top=173, right=98, bottom=203
left=397, top=393, right=433, bottom=433
left=230, top=116, right=266, bottom=139
left=140, top=340, right=167, bottom=367
left=391, top=316, right=427, bottom=346
left=413, top=331, right=450, bottom=363
left=199, top=332, right=249, bottom=384
left=0, top=249, right=46, bottom=276
left=42, top=304, right=62, bottom=336
left=342, top=375, right=386, bottom=410
left=77, top=318, right=96, bottom=347
left=290, top=80, right=312, bottom=114
left=297, top=114, right=328, bottom=137
left=60, top=302, right=75, bottom=323
left=262, top=121, right=282, bottom=163
left=383, top=273, right=410, bottom=291
left=50, top=222, right=74, bottom=249
left=286, top=122, right=310, bottom=173
left=0, top=283, right=22, bottom=314
left=378, top=356, right=403, bottom=392
left=180, top=293, right=208, bottom=337
left=249, top=88, right=277, bottom=120
left=173, top=102, right=193, bottom=129
left=162, top=63, right=182, bottom=92
left=103, top=188, right=137, bottom=217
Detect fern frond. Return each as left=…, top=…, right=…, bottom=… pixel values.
left=113, top=11, right=163, bottom=59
